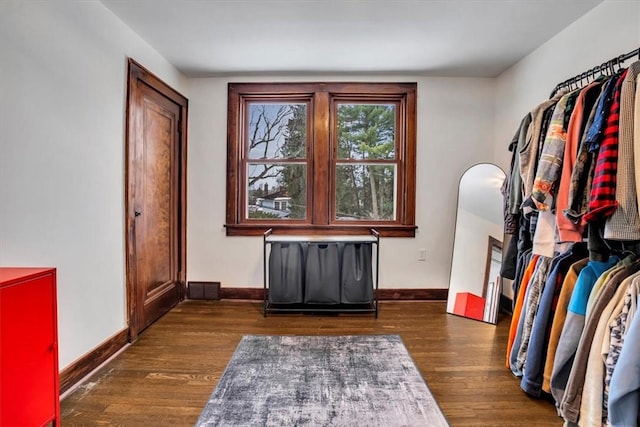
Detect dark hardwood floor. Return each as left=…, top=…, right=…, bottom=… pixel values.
left=61, top=300, right=561, bottom=426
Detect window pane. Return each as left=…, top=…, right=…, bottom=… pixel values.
left=335, top=164, right=396, bottom=220
left=336, top=104, right=395, bottom=160
left=247, top=163, right=306, bottom=219
left=247, top=103, right=307, bottom=159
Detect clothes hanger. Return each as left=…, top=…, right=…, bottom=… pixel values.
left=599, top=231, right=639, bottom=261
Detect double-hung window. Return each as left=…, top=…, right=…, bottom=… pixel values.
left=225, top=82, right=417, bottom=237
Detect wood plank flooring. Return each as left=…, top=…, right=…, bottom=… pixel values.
left=61, top=300, right=562, bottom=426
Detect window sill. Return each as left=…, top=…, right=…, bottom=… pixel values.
left=224, top=224, right=417, bottom=237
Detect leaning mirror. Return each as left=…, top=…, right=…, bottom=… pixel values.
left=447, top=163, right=506, bottom=324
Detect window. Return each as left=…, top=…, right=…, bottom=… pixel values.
left=226, top=82, right=417, bottom=237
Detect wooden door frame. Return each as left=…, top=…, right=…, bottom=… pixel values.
left=125, top=58, right=188, bottom=341
left=482, top=235, right=502, bottom=298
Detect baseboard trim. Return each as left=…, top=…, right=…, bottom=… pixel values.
left=219, top=287, right=448, bottom=301
left=377, top=288, right=448, bottom=300
left=59, top=328, right=129, bottom=394
left=220, top=287, right=265, bottom=300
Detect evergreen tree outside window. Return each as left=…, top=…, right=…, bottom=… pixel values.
left=335, top=103, right=397, bottom=221
left=226, top=82, right=417, bottom=237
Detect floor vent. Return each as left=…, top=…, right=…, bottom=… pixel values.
left=187, top=281, right=221, bottom=300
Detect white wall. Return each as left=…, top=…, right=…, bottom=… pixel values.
left=188, top=76, right=496, bottom=289
left=493, top=0, right=639, bottom=299
left=494, top=0, right=640, bottom=170
left=0, top=0, right=187, bottom=369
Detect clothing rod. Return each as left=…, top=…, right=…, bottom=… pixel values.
left=550, top=47, right=640, bottom=97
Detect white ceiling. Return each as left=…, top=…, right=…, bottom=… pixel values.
left=100, top=0, right=603, bottom=78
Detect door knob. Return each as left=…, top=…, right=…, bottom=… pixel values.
left=135, top=211, right=142, bottom=217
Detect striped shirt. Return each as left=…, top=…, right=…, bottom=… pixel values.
left=583, top=70, right=628, bottom=223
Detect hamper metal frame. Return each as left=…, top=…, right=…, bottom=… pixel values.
left=263, top=228, right=380, bottom=317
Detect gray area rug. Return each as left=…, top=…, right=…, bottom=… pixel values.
left=196, top=334, right=449, bottom=427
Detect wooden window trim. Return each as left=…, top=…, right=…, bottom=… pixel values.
left=226, top=82, right=417, bottom=237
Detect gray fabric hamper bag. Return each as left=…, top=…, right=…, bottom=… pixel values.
left=341, top=243, right=373, bottom=304
left=268, top=242, right=304, bottom=304
left=304, top=243, right=340, bottom=304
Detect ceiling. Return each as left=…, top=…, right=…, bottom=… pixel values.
left=100, top=0, right=603, bottom=78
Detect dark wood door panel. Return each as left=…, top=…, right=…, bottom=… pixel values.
left=139, top=93, right=177, bottom=286
left=126, top=59, right=188, bottom=340
left=136, top=87, right=181, bottom=330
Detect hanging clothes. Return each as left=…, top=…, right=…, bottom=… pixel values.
left=564, top=94, right=602, bottom=226
left=550, top=255, right=621, bottom=406
left=607, top=291, right=640, bottom=427
left=583, top=70, right=628, bottom=223
left=560, top=259, right=639, bottom=424
left=505, top=114, right=530, bottom=230
left=520, top=242, right=588, bottom=397
left=511, top=246, right=533, bottom=309
left=510, top=257, right=550, bottom=376
left=605, top=61, right=640, bottom=239
left=513, top=256, right=553, bottom=373
left=506, top=254, right=540, bottom=369
left=578, top=271, right=638, bottom=426
left=602, top=276, right=640, bottom=423
left=542, top=257, right=589, bottom=394
left=519, top=94, right=565, bottom=206
left=502, top=51, right=640, bottom=425
left=556, top=80, right=603, bottom=242
left=634, top=66, right=640, bottom=217
left=531, top=93, right=575, bottom=211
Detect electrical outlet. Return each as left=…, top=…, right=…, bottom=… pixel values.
left=418, top=248, right=427, bottom=261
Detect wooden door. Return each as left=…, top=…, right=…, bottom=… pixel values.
left=126, top=59, right=187, bottom=340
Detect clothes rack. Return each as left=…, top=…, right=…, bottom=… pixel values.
left=502, top=46, right=640, bottom=426
left=550, top=47, right=640, bottom=97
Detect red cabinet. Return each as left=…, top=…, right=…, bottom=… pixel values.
left=1, top=268, right=60, bottom=426
left=453, top=291, right=486, bottom=321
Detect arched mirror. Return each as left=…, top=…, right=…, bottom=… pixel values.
left=447, top=163, right=506, bottom=324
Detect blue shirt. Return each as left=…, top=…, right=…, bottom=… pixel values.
left=567, top=256, right=620, bottom=316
